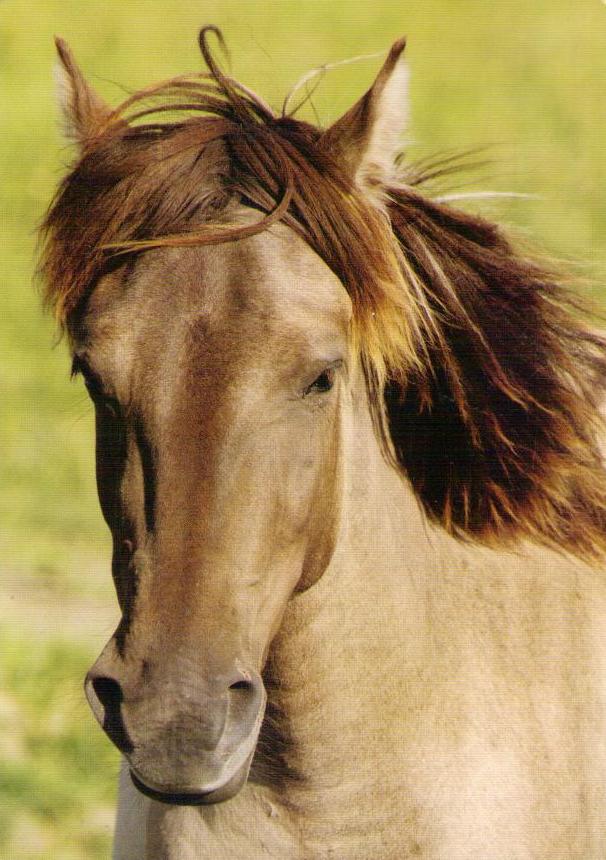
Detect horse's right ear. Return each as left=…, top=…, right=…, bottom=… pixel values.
left=54, top=37, right=114, bottom=146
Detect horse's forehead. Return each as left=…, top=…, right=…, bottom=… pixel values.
left=78, top=222, right=351, bottom=385
left=179, top=225, right=352, bottom=326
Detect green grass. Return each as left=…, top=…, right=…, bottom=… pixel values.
left=0, top=630, right=119, bottom=859
left=2, top=0, right=606, bottom=855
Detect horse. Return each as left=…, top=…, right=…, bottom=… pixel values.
left=42, top=28, right=606, bottom=859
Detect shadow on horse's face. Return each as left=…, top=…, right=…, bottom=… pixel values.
left=74, top=223, right=352, bottom=804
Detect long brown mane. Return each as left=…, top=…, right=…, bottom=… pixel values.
left=41, top=29, right=606, bottom=558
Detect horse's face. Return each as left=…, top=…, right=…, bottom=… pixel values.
left=76, top=221, right=351, bottom=803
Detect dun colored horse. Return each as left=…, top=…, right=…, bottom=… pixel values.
left=42, top=29, right=606, bottom=859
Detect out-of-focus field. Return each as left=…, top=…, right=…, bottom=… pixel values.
left=1, top=0, right=605, bottom=856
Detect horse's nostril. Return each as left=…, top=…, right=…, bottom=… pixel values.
left=88, top=674, right=134, bottom=754
left=92, top=675, right=124, bottom=710
left=220, top=671, right=265, bottom=751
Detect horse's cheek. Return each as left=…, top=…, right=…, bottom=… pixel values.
left=296, top=412, right=343, bottom=591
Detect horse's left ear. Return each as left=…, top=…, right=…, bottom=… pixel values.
left=320, top=38, right=408, bottom=191
left=54, top=37, right=115, bottom=147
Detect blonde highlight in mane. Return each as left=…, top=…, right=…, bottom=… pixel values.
left=40, top=28, right=606, bottom=559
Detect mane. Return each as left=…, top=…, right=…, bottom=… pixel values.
left=40, top=28, right=606, bottom=559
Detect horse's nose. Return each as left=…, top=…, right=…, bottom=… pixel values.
left=85, top=660, right=264, bottom=752
left=85, top=652, right=267, bottom=800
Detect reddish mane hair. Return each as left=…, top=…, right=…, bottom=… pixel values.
left=41, top=29, right=606, bottom=558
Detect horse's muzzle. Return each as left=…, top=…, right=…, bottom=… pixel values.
left=85, top=661, right=267, bottom=805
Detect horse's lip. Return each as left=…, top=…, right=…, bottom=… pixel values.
left=129, top=752, right=253, bottom=806
left=130, top=770, right=224, bottom=805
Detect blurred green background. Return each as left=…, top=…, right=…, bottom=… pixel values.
left=1, top=0, right=605, bottom=856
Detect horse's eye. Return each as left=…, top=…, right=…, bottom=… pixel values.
left=95, top=395, right=121, bottom=419
left=305, top=367, right=336, bottom=396
left=77, top=363, right=121, bottom=419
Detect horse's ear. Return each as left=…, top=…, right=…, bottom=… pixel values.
left=320, top=38, right=408, bottom=191
left=54, top=37, right=114, bottom=146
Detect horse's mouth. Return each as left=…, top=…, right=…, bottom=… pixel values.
left=129, top=756, right=252, bottom=806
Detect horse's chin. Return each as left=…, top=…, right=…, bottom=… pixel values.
left=130, top=757, right=251, bottom=805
